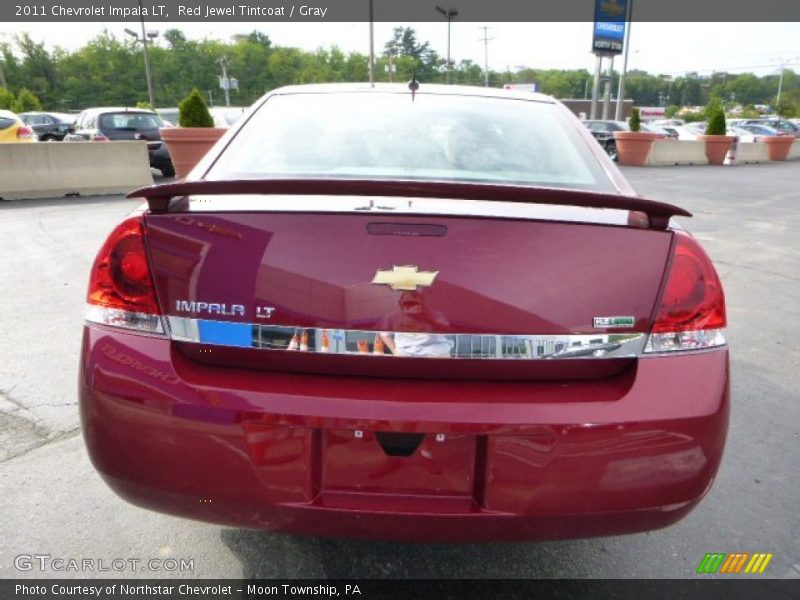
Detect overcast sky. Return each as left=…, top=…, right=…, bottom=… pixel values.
left=5, top=21, right=800, bottom=77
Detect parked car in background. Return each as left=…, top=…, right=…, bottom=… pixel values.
left=210, top=106, right=246, bottom=127
left=734, top=123, right=783, bottom=139
left=0, top=109, right=37, bottom=142
left=726, top=126, right=761, bottom=143
left=157, top=106, right=246, bottom=128
left=65, top=107, right=174, bottom=176
left=672, top=122, right=707, bottom=140
left=652, top=119, right=686, bottom=127
left=19, top=111, right=75, bottom=141
left=156, top=107, right=179, bottom=126
left=581, top=119, right=629, bottom=160
left=641, top=123, right=678, bottom=139
left=740, top=118, right=800, bottom=138
left=81, top=83, right=729, bottom=542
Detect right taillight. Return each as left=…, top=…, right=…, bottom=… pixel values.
left=16, top=125, right=34, bottom=139
left=645, top=231, right=726, bottom=353
left=85, top=215, right=164, bottom=335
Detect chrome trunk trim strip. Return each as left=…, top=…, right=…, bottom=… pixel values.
left=166, top=317, right=647, bottom=360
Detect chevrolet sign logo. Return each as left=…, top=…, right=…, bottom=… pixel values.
left=371, top=265, right=439, bottom=291
left=601, top=0, right=626, bottom=17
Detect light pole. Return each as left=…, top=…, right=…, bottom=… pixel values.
left=217, top=56, right=231, bottom=106
left=478, top=26, right=493, bottom=87
left=615, top=0, right=633, bottom=121
left=368, top=0, right=375, bottom=87
left=435, top=6, right=458, bottom=84
left=124, top=2, right=157, bottom=107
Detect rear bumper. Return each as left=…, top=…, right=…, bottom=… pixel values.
left=79, top=326, right=729, bottom=541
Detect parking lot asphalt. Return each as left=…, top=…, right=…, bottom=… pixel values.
left=1, top=164, right=798, bottom=579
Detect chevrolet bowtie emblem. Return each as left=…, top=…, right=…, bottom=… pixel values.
left=371, top=265, right=439, bottom=291
left=601, top=0, right=625, bottom=17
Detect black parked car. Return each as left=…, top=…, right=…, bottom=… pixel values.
left=19, top=111, right=75, bottom=141
left=64, top=107, right=175, bottom=176
left=582, top=120, right=630, bottom=161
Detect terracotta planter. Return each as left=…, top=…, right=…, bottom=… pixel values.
left=159, top=127, right=226, bottom=178
left=697, top=135, right=735, bottom=166
left=762, top=135, right=795, bottom=161
left=613, top=131, right=659, bottom=166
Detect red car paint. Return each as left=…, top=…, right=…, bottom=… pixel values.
left=79, top=85, right=729, bottom=540
left=80, top=328, right=728, bottom=541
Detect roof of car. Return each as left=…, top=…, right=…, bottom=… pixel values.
left=0, top=109, right=21, bottom=119
left=267, top=82, right=556, bottom=104
left=78, top=107, right=157, bottom=115
left=20, top=111, right=74, bottom=119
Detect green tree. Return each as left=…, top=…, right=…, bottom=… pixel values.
left=705, top=96, right=726, bottom=135
left=383, top=27, right=440, bottom=81
left=0, top=87, right=14, bottom=109
left=11, top=88, right=42, bottom=112
left=178, top=88, right=213, bottom=127
left=629, top=107, right=641, bottom=132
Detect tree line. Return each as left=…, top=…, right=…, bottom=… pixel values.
left=0, top=27, right=796, bottom=116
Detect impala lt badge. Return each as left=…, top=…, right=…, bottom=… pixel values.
left=176, top=300, right=245, bottom=317
left=255, top=305, right=276, bottom=319
left=371, top=265, right=439, bottom=292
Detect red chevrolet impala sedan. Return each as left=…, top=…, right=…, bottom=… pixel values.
left=79, top=84, right=728, bottom=541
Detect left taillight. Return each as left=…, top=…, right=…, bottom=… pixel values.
left=85, top=215, right=165, bottom=335
left=16, top=125, right=34, bottom=139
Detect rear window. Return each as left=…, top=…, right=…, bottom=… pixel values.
left=206, top=92, right=614, bottom=191
left=0, top=117, right=16, bottom=130
left=98, top=112, right=163, bottom=131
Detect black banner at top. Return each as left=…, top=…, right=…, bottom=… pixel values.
left=1, top=0, right=800, bottom=22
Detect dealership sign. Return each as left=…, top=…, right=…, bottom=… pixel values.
left=638, top=107, right=666, bottom=120
left=592, top=0, right=628, bottom=54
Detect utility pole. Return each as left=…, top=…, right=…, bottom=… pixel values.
left=368, top=0, right=375, bottom=87
left=590, top=55, right=602, bottom=119
left=435, top=6, right=458, bottom=84
left=478, top=26, right=494, bottom=87
left=615, top=0, right=633, bottom=121
left=124, top=4, right=157, bottom=107
left=218, top=56, right=231, bottom=106
left=138, top=0, right=155, bottom=107
left=602, top=56, right=614, bottom=120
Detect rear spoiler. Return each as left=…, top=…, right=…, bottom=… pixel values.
left=128, top=178, right=691, bottom=229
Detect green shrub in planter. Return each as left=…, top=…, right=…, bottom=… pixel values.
left=178, top=88, right=214, bottom=128
left=705, top=97, right=726, bottom=135
left=629, top=107, right=641, bottom=132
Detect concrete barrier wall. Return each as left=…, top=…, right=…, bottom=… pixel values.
left=647, top=140, right=708, bottom=166
left=0, top=141, right=153, bottom=201
left=729, top=141, right=770, bottom=164
left=789, top=139, right=800, bottom=161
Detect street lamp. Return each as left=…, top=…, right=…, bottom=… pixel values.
left=435, top=6, right=458, bottom=84
left=123, top=1, right=157, bottom=107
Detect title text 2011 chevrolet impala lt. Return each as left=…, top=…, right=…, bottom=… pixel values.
left=79, top=84, right=728, bottom=541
